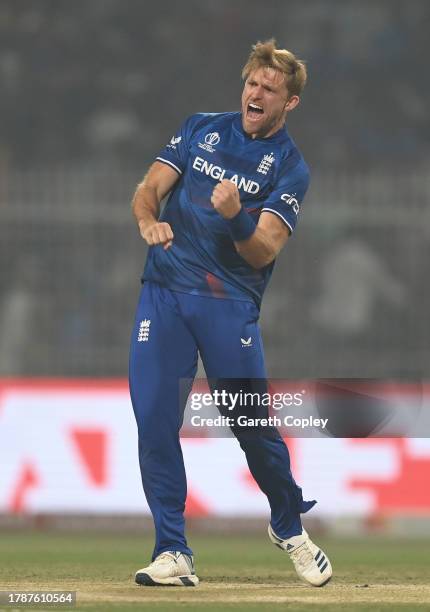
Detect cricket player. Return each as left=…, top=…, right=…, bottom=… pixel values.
left=129, top=40, right=332, bottom=587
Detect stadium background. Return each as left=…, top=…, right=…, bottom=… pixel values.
left=1, top=0, right=429, bottom=379
left=0, top=2, right=430, bottom=609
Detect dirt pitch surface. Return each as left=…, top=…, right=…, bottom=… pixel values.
left=1, top=532, right=429, bottom=611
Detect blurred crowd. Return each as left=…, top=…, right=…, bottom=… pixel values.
left=1, top=0, right=429, bottom=171
left=0, top=1, right=428, bottom=378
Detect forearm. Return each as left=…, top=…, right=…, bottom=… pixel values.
left=234, top=228, right=277, bottom=269
left=131, top=168, right=175, bottom=250
left=132, top=183, right=161, bottom=233
left=224, top=206, right=289, bottom=270
left=211, top=179, right=288, bottom=270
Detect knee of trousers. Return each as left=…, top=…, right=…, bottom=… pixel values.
left=131, top=381, right=186, bottom=426
left=234, top=427, right=284, bottom=447
left=236, top=430, right=290, bottom=461
left=137, top=423, right=182, bottom=457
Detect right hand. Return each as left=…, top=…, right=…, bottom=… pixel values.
left=139, top=221, right=174, bottom=250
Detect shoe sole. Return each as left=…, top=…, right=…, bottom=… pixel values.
left=314, top=574, right=332, bottom=587
left=135, top=572, right=199, bottom=587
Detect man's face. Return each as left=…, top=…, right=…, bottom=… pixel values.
left=241, top=66, right=298, bottom=139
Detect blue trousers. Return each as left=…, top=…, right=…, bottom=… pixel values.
left=129, top=281, right=315, bottom=560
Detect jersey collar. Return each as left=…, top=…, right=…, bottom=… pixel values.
left=232, top=112, right=291, bottom=145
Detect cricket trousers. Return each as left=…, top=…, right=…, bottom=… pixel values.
left=129, top=281, right=316, bottom=560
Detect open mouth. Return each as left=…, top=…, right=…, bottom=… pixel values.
left=247, top=103, right=264, bottom=121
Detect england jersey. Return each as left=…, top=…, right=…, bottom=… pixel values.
left=143, top=112, right=310, bottom=307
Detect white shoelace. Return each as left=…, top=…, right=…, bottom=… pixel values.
left=149, top=552, right=178, bottom=567
left=289, top=543, right=315, bottom=572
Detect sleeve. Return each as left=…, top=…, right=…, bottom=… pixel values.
left=261, top=157, right=310, bottom=234
left=155, top=114, right=203, bottom=176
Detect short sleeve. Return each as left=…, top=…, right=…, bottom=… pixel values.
left=156, top=114, right=203, bottom=176
left=261, top=157, right=310, bottom=234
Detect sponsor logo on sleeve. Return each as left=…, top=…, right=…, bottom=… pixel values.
left=167, top=136, right=182, bottom=149
left=281, top=192, right=300, bottom=214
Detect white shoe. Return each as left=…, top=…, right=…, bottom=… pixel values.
left=135, top=551, right=199, bottom=587
left=268, top=524, right=332, bottom=587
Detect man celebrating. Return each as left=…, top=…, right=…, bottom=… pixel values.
left=129, top=40, right=332, bottom=587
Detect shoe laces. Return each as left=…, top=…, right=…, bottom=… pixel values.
left=150, top=552, right=178, bottom=567
left=289, top=542, right=314, bottom=571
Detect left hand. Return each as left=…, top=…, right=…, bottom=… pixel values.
left=211, top=179, right=241, bottom=219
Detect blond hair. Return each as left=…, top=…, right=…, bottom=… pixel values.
left=242, top=39, right=307, bottom=98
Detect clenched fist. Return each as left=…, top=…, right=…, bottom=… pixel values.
left=139, top=220, right=174, bottom=250
left=211, top=179, right=241, bottom=219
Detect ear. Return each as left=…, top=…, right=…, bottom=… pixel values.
left=284, top=95, right=300, bottom=112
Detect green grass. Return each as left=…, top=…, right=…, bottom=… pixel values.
left=0, top=531, right=429, bottom=611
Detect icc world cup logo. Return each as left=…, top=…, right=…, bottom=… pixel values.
left=204, top=132, right=220, bottom=146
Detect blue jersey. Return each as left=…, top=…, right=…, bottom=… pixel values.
left=143, top=112, right=310, bottom=307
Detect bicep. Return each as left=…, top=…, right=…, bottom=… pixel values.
left=141, top=161, right=181, bottom=201
left=257, top=211, right=290, bottom=254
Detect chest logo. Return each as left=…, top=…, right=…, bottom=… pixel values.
left=257, top=152, right=275, bottom=175
left=192, top=156, right=260, bottom=194
left=198, top=132, right=221, bottom=153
